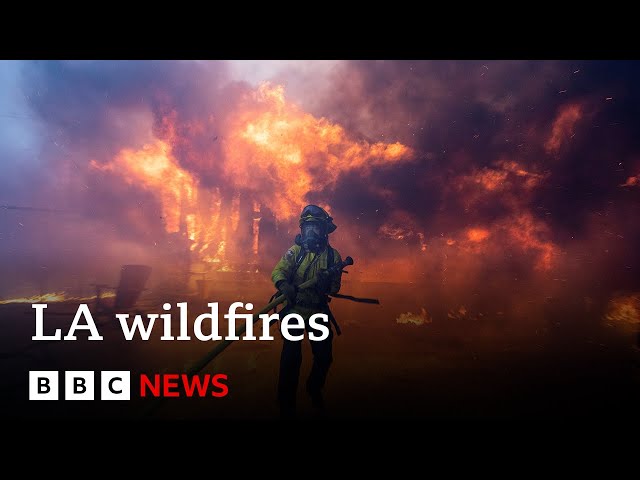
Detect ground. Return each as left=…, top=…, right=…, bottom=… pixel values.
left=1, top=277, right=639, bottom=423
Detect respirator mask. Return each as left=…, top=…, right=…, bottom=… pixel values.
left=296, top=221, right=327, bottom=253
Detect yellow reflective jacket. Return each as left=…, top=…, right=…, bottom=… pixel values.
left=271, top=244, right=342, bottom=308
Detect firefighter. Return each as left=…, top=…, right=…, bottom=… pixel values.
left=271, top=204, right=343, bottom=418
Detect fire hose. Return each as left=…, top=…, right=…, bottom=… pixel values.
left=144, top=255, right=356, bottom=416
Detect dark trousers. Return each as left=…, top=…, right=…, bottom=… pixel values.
left=277, top=318, right=333, bottom=414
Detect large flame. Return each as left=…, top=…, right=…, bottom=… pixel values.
left=224, top=82, right=412, bottom=220
left=91, top=82, right=413, bottom=270
left=91, top=140, right=196, bottom=234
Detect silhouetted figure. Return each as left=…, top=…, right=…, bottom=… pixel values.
left=271, top=205, right=343, bottom=419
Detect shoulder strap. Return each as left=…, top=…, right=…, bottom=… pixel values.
left=288, top=247, right=307, bottom=283
left=327, top=244, right=334, bottom=267
left=295, top=247, right=306, bottom=265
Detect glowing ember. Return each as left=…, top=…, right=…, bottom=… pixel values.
left=417, top=232, right=427, bottom=252
left=447, top=305, right=482, bottom=322
left=620, top=175, right=639, bottom=187
left=0, top=291, right=116, bottom=305
left=473, top=169, right=508, bottom=191
left=467, top=228, right=490, bottom=243
left=396, top=308, right=432, bottom=326
left=604, top=293, right=640, bottom=325
left=448, top=305, right=469, bottom=320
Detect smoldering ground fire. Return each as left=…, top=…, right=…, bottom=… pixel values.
left=1, top=60, right=640, bottom=333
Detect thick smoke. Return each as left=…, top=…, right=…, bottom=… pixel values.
left=2, top=60, right=639, bottom=330
left=306, top=60, right=640, bottom=322
left=1, top=61, right=235, bottom=296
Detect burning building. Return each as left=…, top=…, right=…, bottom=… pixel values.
left=82, top=80, right=413, bottom=294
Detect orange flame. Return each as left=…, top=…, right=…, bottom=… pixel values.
left=396, top=307, right=432, bottom=325
left=459, top=159, right=547, bottom=195
left=447, top=305, right=468, bottom=320
left=447, top=305, right=485, bottom=321
left=473, top=169, right=508, bottom=191
left=0, top=291, right=116, bottom=305
left=451, top=152, right=557, bottom=272
left=620, top=175, right=640, bottom=188
left=224, top=82, right=413, bottom=220
left=604, top=293, right=640, bottom=325
left=90, top=140, right=196, bottom=234
left=443, top=214, right=557, bottom=272
left=496, top=160, right=548, bottom=189
left=467, top=228, right=490, bottom=243
left=92, top=82, right=413, bottom=269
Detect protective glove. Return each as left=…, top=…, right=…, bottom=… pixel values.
left=276, top=280, right=297, bottom=305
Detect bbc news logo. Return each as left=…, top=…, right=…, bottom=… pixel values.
left=29, top=371, right=131, bottom=400
left=29, top=371, right=229, bottom=400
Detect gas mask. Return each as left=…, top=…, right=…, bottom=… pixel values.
left=295, top=221, right=327, bottom=253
